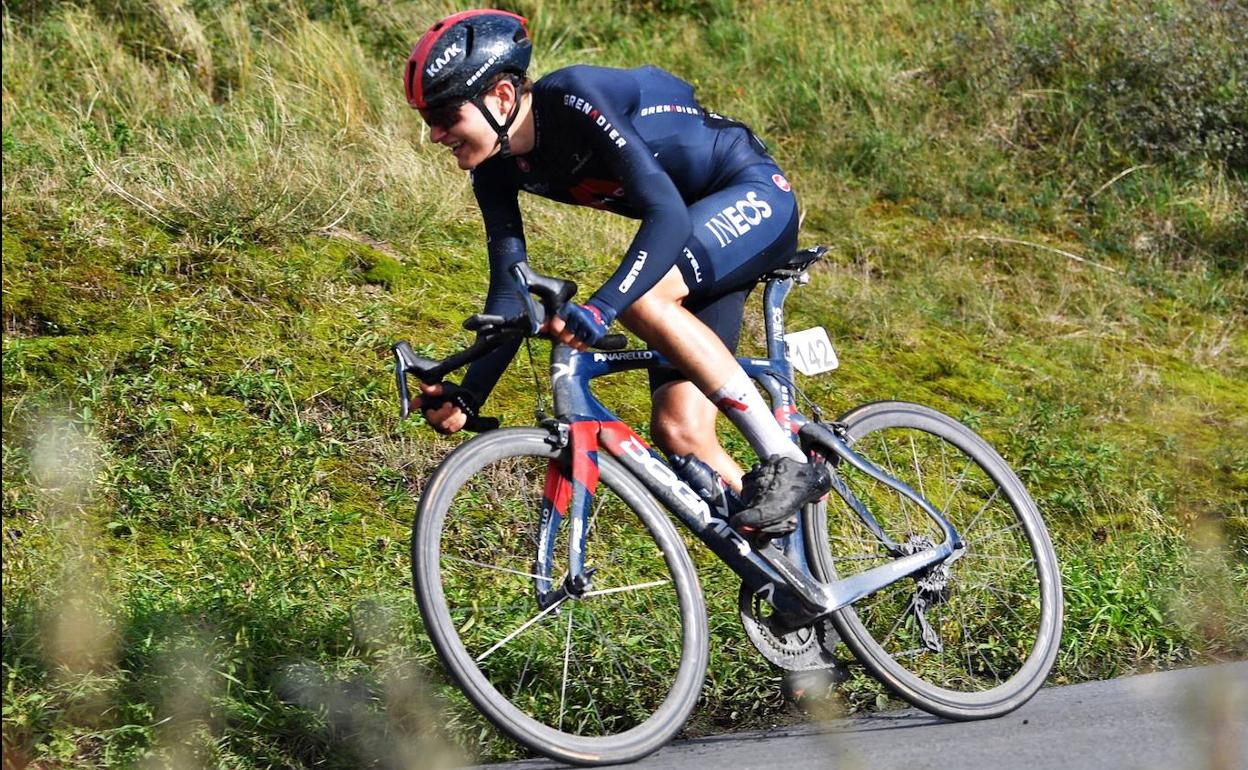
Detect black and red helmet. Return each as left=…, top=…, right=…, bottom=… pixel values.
left=404, top=9, right=531, bottom=110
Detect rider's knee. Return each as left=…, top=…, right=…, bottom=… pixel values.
left=619, top=291, right=669, bottom=328
left=620, top=267, right=688, bottom=328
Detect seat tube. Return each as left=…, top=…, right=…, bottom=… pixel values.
left=762, top=276, right=795, bottom=362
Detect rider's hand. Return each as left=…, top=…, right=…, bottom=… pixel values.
left=556, top=300, right=615, bottom=349
left=411, top=382, right=468, bottom=435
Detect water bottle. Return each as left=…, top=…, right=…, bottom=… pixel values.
left=669, top=454, right=742, bottom=519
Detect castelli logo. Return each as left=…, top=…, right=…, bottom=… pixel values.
left=772, top=173, right=791, bottom=192
left=515, top=157, right=531, bottom=172
left=426, top=43, right=463, bottom=77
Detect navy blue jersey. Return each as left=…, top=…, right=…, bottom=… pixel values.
left=461, top=64, right=795, bottom=403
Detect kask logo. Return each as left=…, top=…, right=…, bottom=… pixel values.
left=426, top=43, right=463, bottom=77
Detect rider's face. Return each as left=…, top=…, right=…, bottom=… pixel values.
left=423, top=86, right=512, bottom=170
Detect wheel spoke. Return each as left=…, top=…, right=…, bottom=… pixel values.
left=962, top=551, right=1035, bottom=567
left=559, top=608, right=574, bottom=730
left=881, top=594, right=917, bottom=650
left=962, top=486, right=1003, bottom=536
left=970, top=518, right=1024, bottom=545
left=444, top=555, right=547, bottom=581
left=568, top=640, right=608, bottom=734
left=818, top=411, right=1059, bottom=709
left=943, top=458, right=974, bottom=515
left=910, top=434, right=927, bottom=506
left=514, top=634, right=539, bottom=699
left=475, top=597, right=564, bottom=663
left=584, top=579, right=669, bottom=597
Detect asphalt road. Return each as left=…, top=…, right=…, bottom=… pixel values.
left=477, top=662, right=1247, bottom=770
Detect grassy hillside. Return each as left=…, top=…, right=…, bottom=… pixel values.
left=3, top=0, right=1246, bottom=766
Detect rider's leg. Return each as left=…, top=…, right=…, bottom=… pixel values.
left=650, top=380, right=744, bottom=490
left=619, top=267, right=803, bottom=466
left=625, top=162, right=830, bottom=535
left=646, top=283, right=754, bottom=491
left=621, top=268, right=827, bottom=537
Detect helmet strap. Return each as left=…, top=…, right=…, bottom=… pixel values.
left=471, top=78, right=523, bottom=158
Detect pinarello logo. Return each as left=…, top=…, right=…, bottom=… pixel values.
left=772, top=173, right=791, bottom=192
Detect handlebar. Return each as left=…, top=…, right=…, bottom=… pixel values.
left=392, top=265, right=629, bottom=430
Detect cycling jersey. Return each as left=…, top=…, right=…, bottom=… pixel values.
left=462, top=64, right=798, bottom=402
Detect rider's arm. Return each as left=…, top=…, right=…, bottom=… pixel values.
left=552, top=70, right=692, bottom=320
left=458, top=168, right=527, bottom=405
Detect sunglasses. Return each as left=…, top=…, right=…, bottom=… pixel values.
left=420, top=101, right=467, bottom=131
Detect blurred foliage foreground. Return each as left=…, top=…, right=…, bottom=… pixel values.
left=3, top=0, right=1246, bottom=766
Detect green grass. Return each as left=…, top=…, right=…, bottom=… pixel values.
left=4, top=0, right=1246, bottom=766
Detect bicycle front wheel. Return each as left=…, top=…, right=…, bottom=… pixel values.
left=412, top=428, right=708, bottom=765
left=805, top=402, right=1062, bottom=719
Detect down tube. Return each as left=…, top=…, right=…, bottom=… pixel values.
left=595, top=421, right=814, bottom=618
left=558, top=348, right=815, bottom=617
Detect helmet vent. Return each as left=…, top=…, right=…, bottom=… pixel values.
left=406, top=61, right=418, bottom=100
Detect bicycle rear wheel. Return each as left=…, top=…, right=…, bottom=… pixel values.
left=805, top=402, right=1062, bottom=719
left=412, top=428, right=708, bottom=765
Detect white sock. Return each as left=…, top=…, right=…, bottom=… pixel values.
left=707, top=367, right=805, bottom=463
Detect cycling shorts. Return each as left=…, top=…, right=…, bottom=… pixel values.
left=650, top=161, right=799, bottom=392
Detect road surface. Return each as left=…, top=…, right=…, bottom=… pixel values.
left=477, top=662, right=1247, bottom=769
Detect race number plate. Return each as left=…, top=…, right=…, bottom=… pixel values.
left=785, top=326, right=839, bottom=376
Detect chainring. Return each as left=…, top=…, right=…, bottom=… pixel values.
left=738, top=583, right=843, bottom=671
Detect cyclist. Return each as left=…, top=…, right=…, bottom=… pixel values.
left=404, top=9, right=830, bottom=537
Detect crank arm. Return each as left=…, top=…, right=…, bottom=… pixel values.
left=753, top=541, right=837, bottom=615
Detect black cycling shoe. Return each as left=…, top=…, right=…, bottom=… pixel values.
left=730, top=455, right=832, bottom=538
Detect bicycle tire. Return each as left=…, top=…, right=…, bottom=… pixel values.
left=804, top=401, right=1062, bottom=719
left=412, top=428, right=709, bottom=765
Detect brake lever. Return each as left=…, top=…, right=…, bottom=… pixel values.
left=463, top=313, right=508, bottom=333
left=394, top=342, right=416, bottom=419
left=509, top=264, right=544, bottom=335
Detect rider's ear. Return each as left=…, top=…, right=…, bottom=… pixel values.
left=489, top=78, right=518, bottom=113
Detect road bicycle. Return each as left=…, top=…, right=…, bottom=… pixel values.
left=392, top=247, right=1063, bottom=765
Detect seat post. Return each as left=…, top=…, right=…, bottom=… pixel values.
left=760, top=245, right=827, bottom=361
left=762, top=276, right=796, bottom=362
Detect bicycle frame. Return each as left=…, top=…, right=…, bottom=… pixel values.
left=534, top=272, right=963, bottom=625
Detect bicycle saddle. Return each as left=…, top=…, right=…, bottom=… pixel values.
left=761, top=245, right=828, bottom=280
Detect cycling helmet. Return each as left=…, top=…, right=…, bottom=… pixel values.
left=404, top=10, right=532, bottom=156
